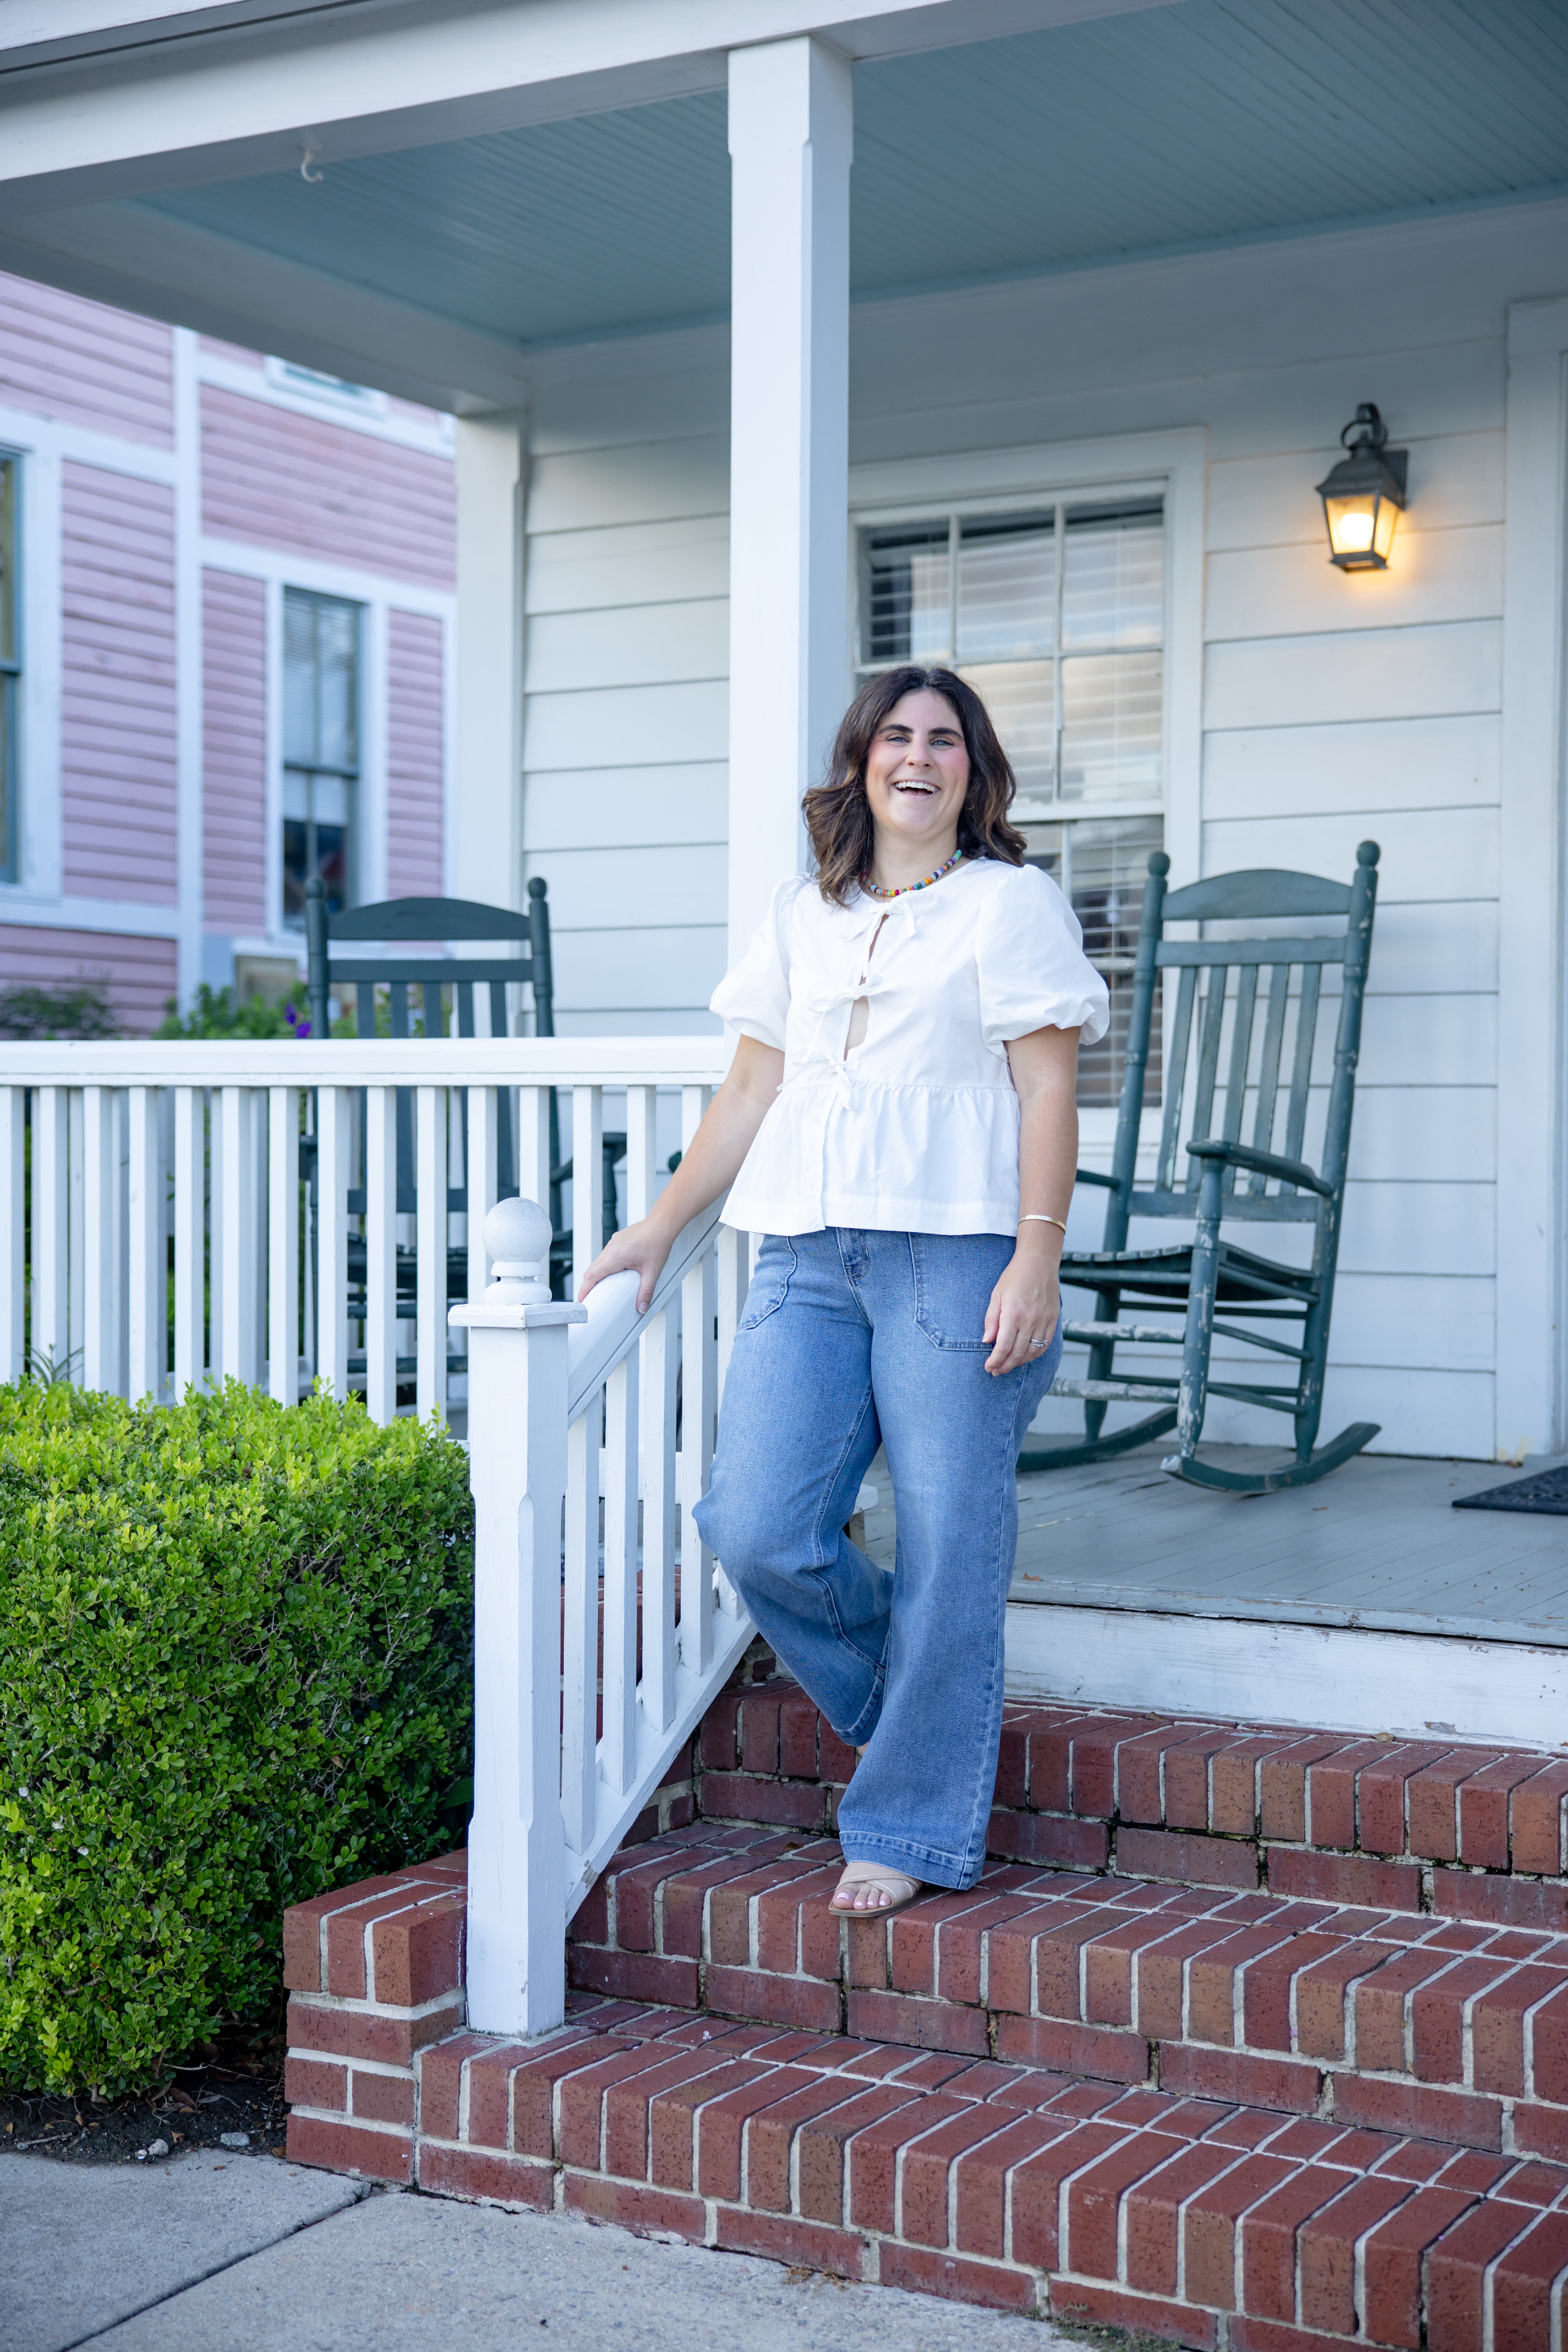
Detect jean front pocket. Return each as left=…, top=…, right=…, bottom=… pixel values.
left=909, top=1231, right=1013, bottom=1352
left=737, top=1235, right=798, bottom=1332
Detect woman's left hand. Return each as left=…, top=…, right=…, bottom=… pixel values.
left=983, top=1252, right=1062, bottom=1376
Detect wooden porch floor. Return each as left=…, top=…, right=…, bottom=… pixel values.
left=859, top=1446, right=1568, bottom=1744
left=860, top=1447, right=1568, bottom=1647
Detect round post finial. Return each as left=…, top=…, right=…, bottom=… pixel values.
left=483, top=1196, right=552, bottom=1303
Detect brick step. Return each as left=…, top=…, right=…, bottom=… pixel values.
left=568, top=1824, right=1568, bottom=2164
left=697, top=1673, right=1568, bottom=1918
left=300, top=1964, right=1568, bottom=2349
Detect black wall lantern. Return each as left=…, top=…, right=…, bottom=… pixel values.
left=1315, top=403, right=1408, bottom=571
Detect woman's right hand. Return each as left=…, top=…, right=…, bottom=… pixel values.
left=577, top=1217, right=674, bottom=1313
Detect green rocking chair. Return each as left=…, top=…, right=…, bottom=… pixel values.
left=1022, top=840, right=1381, bottom=1496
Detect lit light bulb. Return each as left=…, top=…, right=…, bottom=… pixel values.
left=1331, top=506, right=1376, bottom=552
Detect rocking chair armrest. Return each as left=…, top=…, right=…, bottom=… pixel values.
left=1073, top=1168, right=1122, bottom=1191
left=1185, top=1138, right=1333, bottom=1197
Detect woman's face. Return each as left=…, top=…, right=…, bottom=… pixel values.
left=862, top=690, right=970, bottom=857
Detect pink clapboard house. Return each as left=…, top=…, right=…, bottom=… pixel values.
left=0, top=275, right=456, bottom=1031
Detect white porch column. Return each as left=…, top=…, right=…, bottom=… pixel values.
left=1496, top=296, right=1568, bottom=1459
left=453, top=414, right=526, bottom=910
left=726, top=36, right=853, bottom=961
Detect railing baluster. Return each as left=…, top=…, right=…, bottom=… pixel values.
left=0, top=1087, right=23, bottom=1381
left=713, top=1227, right=750, bottom=1619
left=172, top=1086, right=204, bottom=1397
left=572, top=1085, right=602, bottom=1297
left=679, top=1244, right=717, bottom=1671
left=365, top=1083, right=397, bottom=1425
left=601, top=1347, right=640, bottom=1795
left=31, top=1088, right=68, bottom=1377
left=561, top=1399, right=600, bottom=1855
left=626, top=1085, right=657, bottom=1223
left=268, top=1085, right=300, bottom=1405
left=113, top=1091, right=131, bottom=1397
left=250, top=1085, right=268, bottom=1389
left=207, top=1090, right=223, bottom=1377
left=82, top=1085, right=117, bottom=1395
left=67, top=1089, right=85, bottom=1371
left=466, top=1085, right=498, bottom=1304
left=127, top=1086, right=163, bottom=1403
left=416, top=1085, right=446, bottom=1422
left=639, top=1300, right=678, bottom=1733
left=518, top=1084, right=550, bottom=1212
left=316, top=1085, right=351, bottom=1401
left=716, top=1225, right=749, bottom=1397
left=219, top=1086, right=256, bottom=1387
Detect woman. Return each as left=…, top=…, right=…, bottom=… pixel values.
left=579, top=666, right=1108, bottom=1917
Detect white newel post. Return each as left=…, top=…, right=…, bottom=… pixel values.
left=450, top=1197, right=584, bottom=2040
left=726, top=34, right=853, bottom=961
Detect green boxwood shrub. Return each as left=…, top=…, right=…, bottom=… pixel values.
left=0, top=1381, right=474, bottom=2094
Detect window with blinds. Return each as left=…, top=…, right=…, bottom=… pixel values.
left=858, top=498, right=1165, bottom=1105
left=281, top=588, right=360, bottom=929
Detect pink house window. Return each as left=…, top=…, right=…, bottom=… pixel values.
left=282, top=586, right=359, bottom=928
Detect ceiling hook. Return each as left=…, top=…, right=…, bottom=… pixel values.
left=300, top=147, right=324, bottom=184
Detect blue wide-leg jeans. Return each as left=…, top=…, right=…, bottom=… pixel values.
left=693, top=1228, right=1062, bottom=1891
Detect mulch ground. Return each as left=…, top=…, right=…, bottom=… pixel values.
left=1, top=2015, right=286, bottom=2166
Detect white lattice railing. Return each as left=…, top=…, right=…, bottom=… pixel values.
left=0, top=1036, right=752, bottom=2037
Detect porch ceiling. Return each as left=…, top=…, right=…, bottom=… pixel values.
left=123, top=0, right=1568, bottom=356
left=2, top=0, right=1565, bottom=405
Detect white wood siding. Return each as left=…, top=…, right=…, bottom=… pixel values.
left=522, top=365, right=730, bottom=1035
left=521, top=194, right=1568, bottom=1457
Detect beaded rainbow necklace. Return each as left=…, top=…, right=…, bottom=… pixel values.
left=858, top=848, right=965, bottom=902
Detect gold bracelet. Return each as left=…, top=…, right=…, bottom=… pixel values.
left=1019, top=1214, right=1068, bottom=1234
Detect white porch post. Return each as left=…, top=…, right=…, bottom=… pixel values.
left=1496, top=296, right=1568, bottom=1459
left=726, top=36, right=853, bottom=961
left=450, top=1196, right=584, bottom=2040
left=453, top=415, right=526, bottom=911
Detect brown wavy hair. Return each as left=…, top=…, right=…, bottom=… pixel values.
left=804, top=666, right=1027, bottom=906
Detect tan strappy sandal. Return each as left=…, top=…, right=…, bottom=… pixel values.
left=828, top=1862, right=924, bottom=1919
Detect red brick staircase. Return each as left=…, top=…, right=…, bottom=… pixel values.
left=283, top=1659, right=1568, bottom=2347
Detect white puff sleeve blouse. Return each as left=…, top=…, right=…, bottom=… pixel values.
left=711, top=856, right=1109, bottom=1238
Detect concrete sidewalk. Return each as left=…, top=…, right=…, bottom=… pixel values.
left=2, top=2149, right=1076, bottom=2352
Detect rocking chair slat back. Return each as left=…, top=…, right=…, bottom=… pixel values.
left=1249, top=964, right=1290, bottom=1194
left=1155, top=964, right=1198, bottom=1191
left=1140, top=886, right=1354, bottom=1222
left=1283, top=962, right=1322, bottom=1179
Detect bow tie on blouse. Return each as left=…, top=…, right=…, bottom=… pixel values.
left=790, top=895, right=919, bottom=1104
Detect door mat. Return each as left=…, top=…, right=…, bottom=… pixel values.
left=1453, top=1465, right=1568, bottom=1514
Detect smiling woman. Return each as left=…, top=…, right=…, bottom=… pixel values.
left=577, top=667, right=1109, bottom=1924
left=804, top=666, right=1027, bottom=907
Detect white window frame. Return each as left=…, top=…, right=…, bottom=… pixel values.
left=277, top=581, right=369, bottom=935
left=847, top=428, right=1205, bottom=1150
left=0, top=446, right=22, bottom=887
left=265, top=356, right=388, bottom=419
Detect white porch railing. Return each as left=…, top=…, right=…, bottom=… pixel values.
left=454, top=1192, right=756, bottom=2035
left=1, top=1035, right=752, bottom=2041
left=0, top=1036, right=731, bottom=1411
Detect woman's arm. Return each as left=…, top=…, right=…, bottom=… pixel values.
left=983, top=1024, right=1081, bottom=1376
left=577, top=1034, right=786, bottom=1308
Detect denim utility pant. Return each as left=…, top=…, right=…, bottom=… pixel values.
left=693, top=1227, right=1063, bottom=1891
